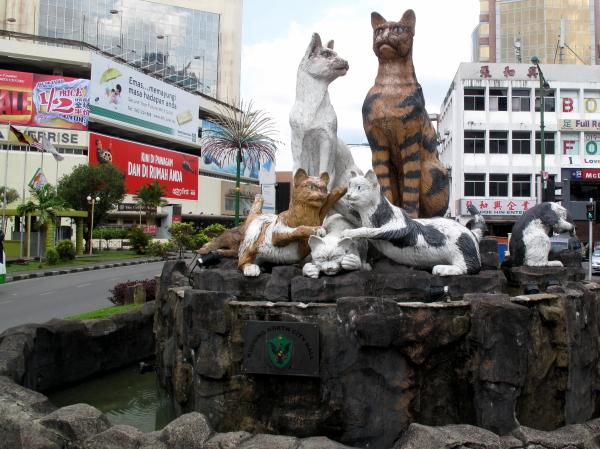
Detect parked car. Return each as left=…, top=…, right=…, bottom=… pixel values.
left=549, top=233, right=585, bottom=258
left=592, top=250, right=600, bottom=274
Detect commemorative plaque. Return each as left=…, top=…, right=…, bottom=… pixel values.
left=243, top=321, right=319, bottom=377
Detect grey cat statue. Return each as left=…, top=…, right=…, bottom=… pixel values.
left=302, top=214, right=371, bottom=278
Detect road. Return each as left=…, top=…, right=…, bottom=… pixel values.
left=0, top=262, right=165, bottom=334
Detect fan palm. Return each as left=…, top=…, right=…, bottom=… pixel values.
left=202, top=99, right=278, bottom=225
left=17, top=184, right=68, bottom=256
left=133, top=180, right=169, bottom=226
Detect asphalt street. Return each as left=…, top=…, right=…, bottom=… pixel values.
left=0, top=261, right=166, bottom=334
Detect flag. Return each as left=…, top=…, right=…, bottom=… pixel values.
left=28, top=135, right=43, bottom=152
left=41, top=136, right=64, bottom=162
left=9, top=125, right=31, bottom=145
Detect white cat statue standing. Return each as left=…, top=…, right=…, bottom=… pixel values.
left=303, top=214, right=371, bottom=278
left=289, top=32, right=363, bottom=225
left=341, top=170, right=486, bottom=276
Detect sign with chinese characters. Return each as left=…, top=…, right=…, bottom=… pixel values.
left=143, top=225, right=157, bottom=234
left=243, top=321, right=319, bottom=377
left=458, top=199, right=537, bottom=216
left=89, top=132, right=198, bottom=201
left=558, top=119, right=600, bottom=132
left=0, top=69, right=90, bottom=129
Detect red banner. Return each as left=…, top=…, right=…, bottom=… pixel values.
left=0, top=69, right=90, bottom=129
left=89, top=133, right=199, bottom=201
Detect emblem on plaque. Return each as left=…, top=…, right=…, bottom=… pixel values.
left=268, top=334, right=293, bottom=368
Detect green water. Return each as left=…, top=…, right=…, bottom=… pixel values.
left=46, top=361, right=175, bottom=433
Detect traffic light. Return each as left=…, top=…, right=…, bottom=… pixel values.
left=587, top=202, right=595, bottom=220
left=542, top=178, right=565, bottom=202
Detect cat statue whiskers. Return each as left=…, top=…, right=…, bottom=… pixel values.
left=341, top=170, right=486, bottom=276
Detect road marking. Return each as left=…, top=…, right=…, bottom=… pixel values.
left=39, top=291, right=57, bottom=296
left=77, top=283, right=92, bottom=288
left=0, top=301, right=12, bottom=304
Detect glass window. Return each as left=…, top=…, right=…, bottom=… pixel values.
left=465, top=174, right=485, bottom=197
left=512, top=131, right=531, bottom=154
left=489, top=174, right=509, bottom=197
left=464, top=88, right=485, bottom=111
left=489, top=131, right=508, bottom=153
left=512, top=89, right=530, bottom=112
left=535, top=132, right=555, bottom=155
left=512, top=174, right=531, bottom=197
left=464, top=131, right=485, bottom=153
left=489, top=89, right=508, bottom=111
left=561, top=89, right=579, bottom=113
left=535, top=89, right=556, bottom=112
left=561, top=135, right=579, bottom=155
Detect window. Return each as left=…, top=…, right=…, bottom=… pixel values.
left=512, top=174, right=531, bottom=197
left=465, top=173, right=485, bottom=196
left=489, top=88, right=508, bottom=111
left=512, top=131, right=531, bottom=154
left=464, top=88, right=485, bottom=111
left=535, top=132, right=555, bottom=154
left=535, top=89, right=555, bottom=112
left=489, top=131, right=508, bottom=153
left=489, top=174, right=508, bottom=197
left=464, top=131, right=485, bottom=153
left=512, top=89, right=531, bottom=112
left=225, top=198, right=236, bottom=210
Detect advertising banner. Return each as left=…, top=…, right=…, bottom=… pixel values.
left=559, top=119, right=600, bottom=132
left=90, top=53, right=199, bottom=145
left=89, top=132, right=199, bottom=201
left=261, top=184, right=276, bottom=213
left=0, top=69, right=90, bottom=129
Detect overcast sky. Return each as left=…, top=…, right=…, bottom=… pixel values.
left=240, top=1, right=480, bottom=172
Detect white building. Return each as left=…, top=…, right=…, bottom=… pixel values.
left=438, top=62, right=600, bottom=240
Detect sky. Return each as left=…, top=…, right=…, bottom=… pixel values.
left=240, top=0, right=480, bottom=173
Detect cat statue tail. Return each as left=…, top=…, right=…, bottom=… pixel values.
left=467, top=204, right=487, bottom=243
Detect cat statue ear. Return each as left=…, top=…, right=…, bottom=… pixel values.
left=350, top=170, right=358, bottom=178
left=365, top=169, right=378, bottom=186
left=294, top=168, right=309, bottom=185
left=319, top=171, right=330, bottom=186
left=371, top=12, right=386, bottom=28
left=306, top=32, right=323, bottom=58
left=326, top=40, right=334, bottom=49
left=308, top=234, right=325, bottom=249
left=400, top=9, right=416, bottom=30
left=338, top=237, right=353, bottom=251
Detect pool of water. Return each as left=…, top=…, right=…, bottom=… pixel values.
left=46, top=360, right=175, bottom=433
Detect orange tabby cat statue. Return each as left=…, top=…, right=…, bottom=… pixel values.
left=238, top=169, right=346, bottom=277
left=362, top=9, right=449, bottom=219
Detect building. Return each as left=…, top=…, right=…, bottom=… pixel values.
left=0, top=0, right=278, bottom=248
left=438, top=61, right=600, bottom=242
left=473, top=0, right=600, bottom=66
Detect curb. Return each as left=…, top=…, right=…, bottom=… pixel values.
left=5, top=258, right=164, bottom=284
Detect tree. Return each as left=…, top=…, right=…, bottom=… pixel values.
left=133, top=180, right=169, bottom=226
left=166, top=222, right=196, bottom=259
left=0, top=187, right=19, bottom=207
left=57, top=164, right=127, bottom=250
left=202, top=99, right=278, bottom=225
left=17, top=184, right=69, bottom=254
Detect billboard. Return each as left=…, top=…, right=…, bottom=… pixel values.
left=90, top=53, right=199, bottom=145
left=0, top=69, right=90, bottom=129
left=89, top=132, right=199, bottom=201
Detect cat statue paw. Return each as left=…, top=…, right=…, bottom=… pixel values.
left=302, top=214, right=370, bottom=278
left=244, top=264, right=262, bottom=277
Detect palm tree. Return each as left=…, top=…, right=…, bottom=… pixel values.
left=133, top=180, right=169, bottom=227
left=17, top=184, right=68, bottom=258
left=202, top=99, right=278, bottom=225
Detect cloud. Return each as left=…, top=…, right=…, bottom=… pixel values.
left=241, top=2, right=479, bottom=172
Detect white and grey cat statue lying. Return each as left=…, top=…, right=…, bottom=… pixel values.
left=341, top=170, right=487, bottom=276
left=303, top=214, right=371, bottom=278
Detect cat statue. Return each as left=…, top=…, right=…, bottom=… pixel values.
left=341, top=170, right=485, bottom=276
left=362, top=10, right=449, bottom=219
left=302, top=214, right=371, bottom=278
left=289, top=32, right=363, bottom=226
left=238, top=169, right=347, bottom=277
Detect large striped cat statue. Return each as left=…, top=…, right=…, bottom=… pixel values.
left=362, top=9, right=449, bottom=219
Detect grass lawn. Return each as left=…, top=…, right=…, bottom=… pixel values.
left=65, top=304, right=144, bottom=320
left=6, top=250, right=145, bottom=272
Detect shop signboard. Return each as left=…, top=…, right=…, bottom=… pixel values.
left=558, top=119, right=600, bottom=132
left=0, top=125, right=88, bottom=148
left=90, top=53, right=199, bottom=145
left=89, top=132, right=199, bottom=201
left=458, top=199, right=538, bottom=216
left=0, top=69, right=90, bottom=128
left=572, top=168, right=600, bottom=179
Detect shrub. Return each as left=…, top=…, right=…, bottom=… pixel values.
left=55, top=239, right=75, bottom=261
left=202, top=223, right=227, bottom=239
left=146, top=241, right=172, bottom=260
left=127, top=226, right=152, bottom=254
left=189, top=233, right=210, bottom=251
left=108, top=278, right=156, bottom=305
left=45, top=248, right=60, bottom=265
left=166, top=222, right=196, bottom=259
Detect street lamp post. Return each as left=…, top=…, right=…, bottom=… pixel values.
left=156, top=34, right=170, bottom=67
left=87, top=195, right=100, bottom=256
left=109, top=10, right=123, bottom=53
left=531, top=56, right=551, bottom=202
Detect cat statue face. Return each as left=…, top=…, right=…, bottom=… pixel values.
left=301, top=33, right=349, bottom=82
left=371, top=10, right=415, bottom=60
